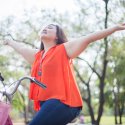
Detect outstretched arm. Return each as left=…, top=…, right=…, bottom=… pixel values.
left=64, top=23, right=125, bottom=59
left=3, top=40, right=38, bottom=64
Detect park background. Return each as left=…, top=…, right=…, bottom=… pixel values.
left=0, top=0, right=125, bottom=125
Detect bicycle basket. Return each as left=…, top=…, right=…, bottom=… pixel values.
left=0, top=101, right=11, bottom=125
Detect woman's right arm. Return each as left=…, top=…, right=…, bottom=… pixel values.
left=3, top=40, right=39, bottom=64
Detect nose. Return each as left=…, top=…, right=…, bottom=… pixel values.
left=41, top=27, right=48, bottom=34
left=43, top=27, right=49, bottom=32
left=43, top=29, right=47, bottom=32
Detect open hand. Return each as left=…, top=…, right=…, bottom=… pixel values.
left=115, top=23, right=125, bottom=31
left=2, top=39, right=9, bottom=45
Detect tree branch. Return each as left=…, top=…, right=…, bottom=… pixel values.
left=77, top=57, right=101, bottom=80
left=74, top=65, right=88, bottom=87
left=82, top=96, right=88, bottom=102
left=0, top=33, right=37, bottom=48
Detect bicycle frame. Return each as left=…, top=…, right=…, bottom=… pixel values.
left=0, top=73, right=47, bottom=125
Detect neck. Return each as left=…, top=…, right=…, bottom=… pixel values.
left=42, top=40, right=57, bottom=53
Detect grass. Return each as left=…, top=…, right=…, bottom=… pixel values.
left=84, top=116, right=125, bottom=125
left=12, top=116, right=125, bottom=125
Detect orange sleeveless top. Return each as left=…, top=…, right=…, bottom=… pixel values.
left=29, top=44, right=83, bottom=111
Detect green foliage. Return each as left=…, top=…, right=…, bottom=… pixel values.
left=105, top=38, right=125, bottom=117
left=12, top=91, right=25, bottom=111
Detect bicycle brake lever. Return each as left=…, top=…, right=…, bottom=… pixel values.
left=0, top=91, right=13, bottom=103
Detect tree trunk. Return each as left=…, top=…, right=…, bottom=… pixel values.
left=119, top=114, right=122, bottom=124
left=114, top=104, right=118, bottom=124
left=96, top=0, right=109, bottom=124
left=118, top=104, right=124, bottom=124
left=87, top=100, right=96, bottom=124
left=75, top=0, right=110, bottom=125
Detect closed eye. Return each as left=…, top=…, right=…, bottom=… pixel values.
left=47, top=24, right=56, bottom=29
left=48, top=26, right=53, bottom=29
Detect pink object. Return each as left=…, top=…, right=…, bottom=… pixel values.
left=80, top=115, right=84, bottom=123
left=5, top=115, right=13, bottom=125
left=0, top=102, right=11, bottom=125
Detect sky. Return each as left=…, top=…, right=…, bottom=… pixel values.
left=0, top=0, right=78, bottom=19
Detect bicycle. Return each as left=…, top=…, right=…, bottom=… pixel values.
left=0, top=73, right=47, bottom=125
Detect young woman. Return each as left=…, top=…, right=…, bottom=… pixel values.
left=3, top=23, right=125, bottom=125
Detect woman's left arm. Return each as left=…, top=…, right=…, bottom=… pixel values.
left=64, top=23, right=125, bottom=59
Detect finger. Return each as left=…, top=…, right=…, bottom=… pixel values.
left=122, top=23, right=125, bottom=26
left=2, top=40, right=8, bottom=45
left=120, top=27, right=125, bottom=30
left=0, top=40, right=8, bottom=45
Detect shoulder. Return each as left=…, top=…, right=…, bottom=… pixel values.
left=34, top=50, right=43, bottom=58
left=55, top=43, right=70, bottom=60
left=56, top=43, right=67, bottom=54
left=56, top=43, right=67, bottom=52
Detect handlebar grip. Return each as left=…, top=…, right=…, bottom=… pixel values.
left=31, top=78, right=47, bottom=89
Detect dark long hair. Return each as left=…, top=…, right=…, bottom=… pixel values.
left=40, top=24, right=68, bottom=50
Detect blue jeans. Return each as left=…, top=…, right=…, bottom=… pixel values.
left=29, top=99, right=82, bottom=125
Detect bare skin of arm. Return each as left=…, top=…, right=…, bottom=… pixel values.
left=3, top=40, right=38, bottom=64
left=64, top=24, right=125, bottom=59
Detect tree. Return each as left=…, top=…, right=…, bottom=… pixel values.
left=106, top=40, right=125, bottom=124
left=74, top=0, right=110, bottom=124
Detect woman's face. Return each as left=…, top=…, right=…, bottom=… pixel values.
left=40, top=24, right=58, bottom=42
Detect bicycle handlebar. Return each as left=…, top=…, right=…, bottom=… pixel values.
left=0, top=76, right=47, bottom=102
